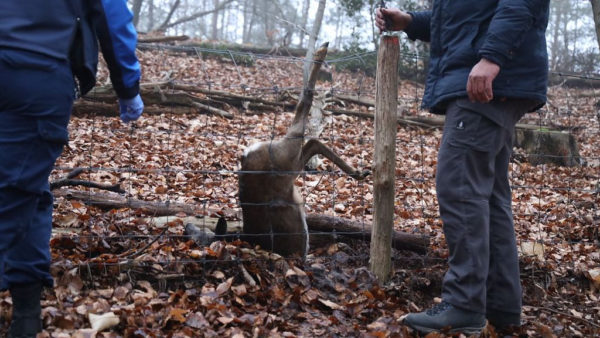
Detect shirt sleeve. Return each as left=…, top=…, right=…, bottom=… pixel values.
left=478, top=0, right=549, bottom=67
left=404, top=10, right=432, bottom=43
left=94, top=0, right=141, bottom=99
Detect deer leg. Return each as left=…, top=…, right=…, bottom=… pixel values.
left=301, top=139, right=370, bottom=179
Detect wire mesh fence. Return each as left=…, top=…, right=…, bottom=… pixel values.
left=49, top=42, right=599, bottom=295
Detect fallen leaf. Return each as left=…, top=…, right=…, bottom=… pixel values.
left=89, top=312, right=120, bottom=332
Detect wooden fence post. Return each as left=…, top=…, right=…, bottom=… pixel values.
left=370, top=35, right=399, bottom=283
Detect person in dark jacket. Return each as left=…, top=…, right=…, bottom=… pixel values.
left=376, top=0, right=549, bottom=335
left=0, top=1, right=143, bottom=336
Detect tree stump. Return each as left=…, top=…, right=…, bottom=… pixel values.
left=514, top=127, right=582, bottom=167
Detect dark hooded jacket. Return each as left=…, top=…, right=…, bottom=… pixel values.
left=405, top=0, right=549, bottom=113
left=0, top=0, right=141, bottom=99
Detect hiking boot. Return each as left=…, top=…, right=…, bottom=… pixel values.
left=403, top=301, right=486, bottom=335
left=487, top=309, right=521, bottom=332
left=8, top=282, right=43, bottom=338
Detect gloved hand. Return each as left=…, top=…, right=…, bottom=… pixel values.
left=119, top=94, right=144, bottom=123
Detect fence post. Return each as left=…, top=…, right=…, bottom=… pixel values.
left=370, top=35, right=399, bottom=283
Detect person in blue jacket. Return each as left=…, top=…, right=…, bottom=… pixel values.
left=377, top=0, right=549, bottom=335
left=0, top=1, right=143, bottom=336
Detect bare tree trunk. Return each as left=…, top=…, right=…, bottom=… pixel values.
left=132, top=0, right=144, bottom=29
left=243, top=0, right=256, bottom=43
left=561, top=2, right=570, bottom=70
left=302, top=0, right=326, bottom=84
left=157, top=0, right=181, bottom=32
left=155, top=0, right=233, bottom=32
left=334, top=8, right=342, bottom=49
left=591, top=0, right=600, bottom=53
left=211, top=0, right=220, bottom=40
left=242, top=0, right=250, bottom=43
left=262, top=0, right=276, bottom=46
left=299, top=0, right=311, bottom=48
left=549, top=2, right=563, bottom=70
left=369, top=0, right=379, bottom=50
left=220, top=2, right=227, bottom=40
left=147, top=0, right=155, bottom=32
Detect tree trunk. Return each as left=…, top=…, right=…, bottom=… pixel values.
left=220, top=1, right=227, bottom=40
left=211, top=0, right=220, bottom=40
left=242, top=0, right=250, bottom=43
left=299, top=0, right=311, bottom=48
left=561, top=2, right=570, bottom=70
left=549, top=1, right=563, bottom=70
left=591, top=0, right=600, bottom=52
left=244, top=0, right=257, bottom=44
left=132, top=0, right=144, bottom=29
left=302, top=0, right=326, bottom=84
left=147, top=0, right=155, bottom=32
left=369, top=0, right=378, bottom=50
left=157, top=0, right=181, bottom=32
left=334, top=8, right=342, bottom=49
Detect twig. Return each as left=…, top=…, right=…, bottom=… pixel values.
left=66, top=168, right=85, bottom=179
left=191, top=101, right=233, bottom=119
left=125, top=226, right=170, bottom=259
left=239, top=263, right=257, bottom=287
left=536, top=306, right=600, bottom=329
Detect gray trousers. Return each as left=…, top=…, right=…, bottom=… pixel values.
left=437, top=98, right=535, bottom=316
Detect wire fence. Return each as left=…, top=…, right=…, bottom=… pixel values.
left=50, top=41, right=599, bottom=292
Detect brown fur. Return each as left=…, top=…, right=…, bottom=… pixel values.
left=238, top=43, right=369, bottom=257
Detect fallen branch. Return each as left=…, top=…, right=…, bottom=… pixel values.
left=72, top=99, right=193, bottom=117
left=306, top=214, right=429, bottom=254
left=50, top=168, right=125, bottom=193
left=52, top=189, right=220, bottom=217
left=54, top=190, right=429, bottom=254
left=326, top=109, right=442, bottom=129
left=138, top=35, right=190, bottom=43
left=190, top=101, right=233, bottom=119
left=50, top=180, right=125, bottom=193
left=333, top=94, right=375, bottom=107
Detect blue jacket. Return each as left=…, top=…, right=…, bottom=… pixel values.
left=405, top=0, right=549, bottom=113
left=0, top=0, right=140, bottom=99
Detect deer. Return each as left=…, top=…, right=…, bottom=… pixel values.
left=238, top=42, right=370, bottom=258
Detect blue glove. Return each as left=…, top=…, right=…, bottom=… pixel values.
left=119, top=94, right=144, bottom=123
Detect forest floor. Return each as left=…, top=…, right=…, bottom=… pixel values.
left=1, top=44, right=599, bottom=337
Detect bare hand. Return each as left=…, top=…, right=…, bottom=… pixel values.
left=467, top=58, right=500, bottom=103
left=375, top=8, right=412, bottom=33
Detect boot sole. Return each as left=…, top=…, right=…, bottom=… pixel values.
left=409, top=323, right=485, bottom=335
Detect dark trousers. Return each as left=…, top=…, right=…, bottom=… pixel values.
left=437, top=98, right=533, bottom=316
left=0, top=49, right=73, bottom=289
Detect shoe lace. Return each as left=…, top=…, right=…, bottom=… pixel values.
left=426, top=301, right=452, bottom=315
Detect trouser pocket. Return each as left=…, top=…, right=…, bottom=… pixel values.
left=0, top=117, right=68, bottom=193
left=444, top=103, right=502, bottom=153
